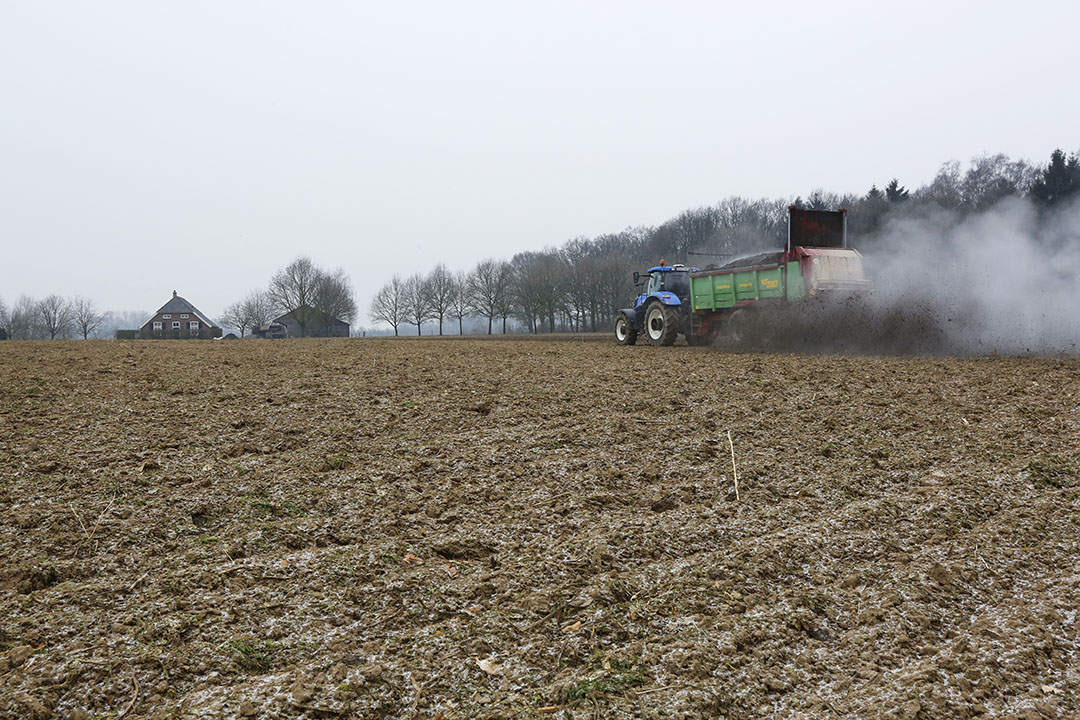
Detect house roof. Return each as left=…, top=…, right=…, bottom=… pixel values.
left=142, top=291, right=220, bottom=329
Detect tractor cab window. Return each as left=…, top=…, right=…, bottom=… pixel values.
left=647, top=273, right=662, bottom=294
left=664, top=271, right=689, bottom=298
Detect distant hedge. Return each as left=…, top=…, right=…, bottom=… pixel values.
left=117, top=328, right=224, bottom=340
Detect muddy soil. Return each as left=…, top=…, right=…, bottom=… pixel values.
left=1, top=338, right=1078, bottom=719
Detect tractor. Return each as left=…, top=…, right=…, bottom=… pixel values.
left=614, top=261, right=708, bottom=346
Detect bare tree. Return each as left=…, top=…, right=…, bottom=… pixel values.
left=468, top=259, right=511, bottom=335
left=672, top=206, right=721, bottom=261
left=450, top=270, right=471, bottom=335
left=219, top=301, right=250, bottom=337
left=38, top=295, right=73, bottom=340
left=71, top=296, right=102, bottom=340
left=511, top=256, right=541, bottom=332
left=595, top=253, right=633, bottom=328
left=960, top=154, right=1037, bottom=210
left=9, top=296, right=39, bottom=339
left=312, top=267, right=356, bottom=335
left=512, top=251, right=567, bottom=332
left=96, top=310, right=149, bottom=339
left=242, top=290, right=276, bottom=332
left=0, top=297, right=8, bottom=333
left=425, top=264, right=457, bottom=335
left=561, top=238, right=598, bottom=331
left=220, top=290, right=276, bottom=337
left=402, top=273, right=434, bottom=336
left=369, top=275, right=407, bottom=336
left=708, top=196, right=787, bottom=255
left=494, top=265, right=515, bottom=333
left=916, top=160, right=963, bottom=209
left=268, top=256, right=321, bottom=337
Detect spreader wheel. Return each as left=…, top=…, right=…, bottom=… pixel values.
left=727, top=309, right=751, bottom=345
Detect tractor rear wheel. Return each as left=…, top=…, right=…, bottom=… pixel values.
left=615, top=312, right=637, bottom=345
left=645, top=303, right=679, bottom=346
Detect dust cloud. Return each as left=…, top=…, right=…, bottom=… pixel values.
left=864, top=196, right=1080, bottom=354
left=737, top=197, right=1080, bottom=356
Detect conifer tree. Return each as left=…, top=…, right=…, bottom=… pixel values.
left=885, top=178, right=909, bottom=203
left=1030, top=149, right=1080, bottom=206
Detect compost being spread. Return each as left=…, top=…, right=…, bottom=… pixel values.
left=615, top=207, right=871, bottom=347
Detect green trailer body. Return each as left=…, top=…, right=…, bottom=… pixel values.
left=688, top=261, right=806, bottom=311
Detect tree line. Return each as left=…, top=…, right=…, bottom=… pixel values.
left=368, top=148, right=1080, bottom=335
left=0, top=295, right=106, bottom=340
left=369, top=253, right=633, bottom=336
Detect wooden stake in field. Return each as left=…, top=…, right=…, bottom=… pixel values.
left=727, top=430, right=740, bottom=501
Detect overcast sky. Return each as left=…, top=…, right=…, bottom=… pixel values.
left=3, top=1, right=1078, bottom=324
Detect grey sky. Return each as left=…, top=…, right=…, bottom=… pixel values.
left=3, top=1, right=1078, bottom=324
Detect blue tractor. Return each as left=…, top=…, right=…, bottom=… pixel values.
left=614, top=262, right=705, bottom=346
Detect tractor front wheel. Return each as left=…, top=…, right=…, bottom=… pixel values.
left=615, top=312, right=637, bottom=345
left=645, top=303, right=679, bottom=346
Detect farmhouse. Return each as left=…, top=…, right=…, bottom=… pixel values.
left=273, top=307, right=350, bottom=338
left=139, top=291, right=222, bottom=339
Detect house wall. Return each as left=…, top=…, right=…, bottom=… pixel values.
left=277, top=314, right=349, bottom=338
left=305, top=321, right=349, bottom=338
left=138, top=326, right=222, bottom=339
left=139, top=312, right=221, bottom=339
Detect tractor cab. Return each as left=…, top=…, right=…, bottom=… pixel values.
left=634, top=263, right=696, bottom=308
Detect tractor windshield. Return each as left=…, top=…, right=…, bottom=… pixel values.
left=646, top=273, right=662, bottom=294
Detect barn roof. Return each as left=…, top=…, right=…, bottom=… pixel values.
left=274, top=307, right=349, bottom=326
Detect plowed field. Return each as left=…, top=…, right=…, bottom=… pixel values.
left=1, top=338, right=1078, bottom=719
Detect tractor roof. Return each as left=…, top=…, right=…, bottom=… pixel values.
left=647, top=264, right=698, bottom=273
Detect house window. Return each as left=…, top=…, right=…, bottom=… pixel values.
left=181, top=314, right=189, bottom=319
left=190, top=328, right=199, bottom=336
left=172, top=322, right=180, bottom=329
left=163, top=314, right=171, bottom=319
left=189, top=321, right=199, bottom=331
left=153, top=322, right=162, bottom=331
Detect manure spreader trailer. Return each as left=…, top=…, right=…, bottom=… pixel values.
left=614, top=207, right=871, bottom=346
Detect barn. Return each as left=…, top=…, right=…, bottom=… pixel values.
left=273, top=307, right=350, bottom=338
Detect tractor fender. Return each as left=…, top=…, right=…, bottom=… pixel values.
left=617, top=308, right=640, bottom=330
left=651, top=293, right=682, bottom=307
